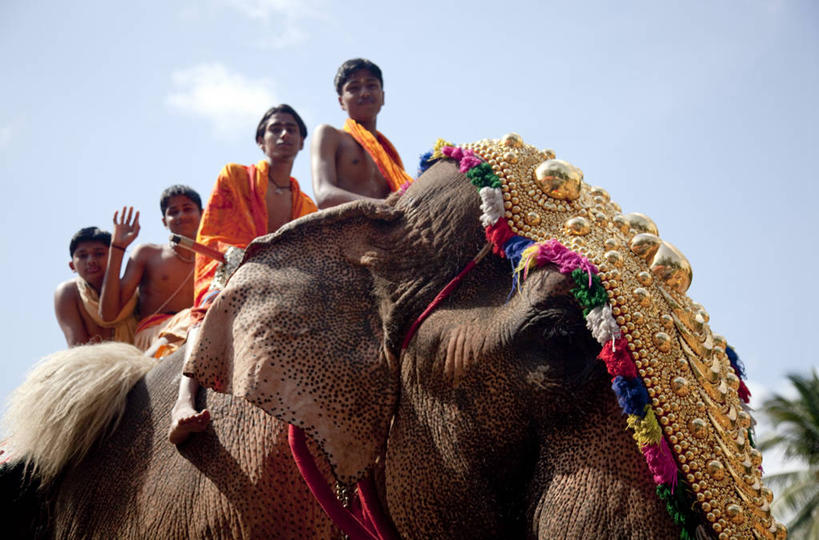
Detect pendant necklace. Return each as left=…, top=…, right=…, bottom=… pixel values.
left=271, top=180, right=291, bottom=195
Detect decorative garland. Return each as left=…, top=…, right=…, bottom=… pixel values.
left=418, top=138, right=758, bottom=539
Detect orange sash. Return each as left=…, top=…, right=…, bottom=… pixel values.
left=342, top=118, right=412, bottom=192
left=193, top=161, right=318, bottom=306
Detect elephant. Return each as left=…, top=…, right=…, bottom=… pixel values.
left=2, top=134, right=783, bottom=539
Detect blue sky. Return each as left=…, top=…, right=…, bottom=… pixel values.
left=1, top=0, right=817, bottom=477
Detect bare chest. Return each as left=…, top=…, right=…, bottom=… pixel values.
left=335, top=136, right=391, bottom=198
left=140, top=254, right=194, bottom=314
left=264, top=185, right=292, bottom=233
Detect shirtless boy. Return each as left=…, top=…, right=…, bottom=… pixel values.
left=311, top=58, right=412, bottom=209
left=55, top=227, right=134, bottom=346
left=168, top=104, right=317, bottom=445
left=99, top=185, right=202, bottom=354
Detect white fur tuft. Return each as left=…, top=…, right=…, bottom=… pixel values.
left=586, top=304, right=621, bottom=344
left=2, top=342, right=156, bottom=484
left=479, top=187, right=504, bottom=228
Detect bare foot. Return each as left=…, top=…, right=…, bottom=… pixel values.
left=168, top=405, right=210, bottom=445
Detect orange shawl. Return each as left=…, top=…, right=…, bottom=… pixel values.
left=193, top=160, right=318, bottom=306
left=343, top=118, right=413, bottom=192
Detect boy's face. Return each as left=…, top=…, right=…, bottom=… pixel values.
left=338, top=69, right=384, bottom=121
left=162, top=195, right=202, bottom=238
left=69, top=241, right=109, bottom=285
left=257, top=112, right=304, bottom=162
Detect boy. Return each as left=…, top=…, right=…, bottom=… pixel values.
left=99, top=186, right=203, bottom=356
left=55, top=227, right=136, bottom=346
left=311, top=58, right=412, bottom=209
left=169, top=104, right=318, bottom=444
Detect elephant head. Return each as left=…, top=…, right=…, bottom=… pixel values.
left=186, top=135, right=785, bottom=539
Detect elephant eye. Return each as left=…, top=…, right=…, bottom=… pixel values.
left=516, top=296, right=601, bottom=383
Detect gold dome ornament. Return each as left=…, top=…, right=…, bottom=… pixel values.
left=501, top=132, right=524, bottom=148
left=441, top=134, right=788, bottom=539
left=534, top=159, right=583, bottom=200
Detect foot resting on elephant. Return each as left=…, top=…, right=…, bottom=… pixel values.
left=168, top=404, right=210, bottom=445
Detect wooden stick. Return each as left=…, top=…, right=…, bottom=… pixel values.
left=169, top=234, right=226, bottom=263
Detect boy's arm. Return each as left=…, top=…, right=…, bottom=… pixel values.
left=100, top=207, right=144, bottom=321
left=54, top=282, right=89, bottom=346
left=311, top=125, right=377, bottom=209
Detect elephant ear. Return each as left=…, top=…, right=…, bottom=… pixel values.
left=185, top=203, right=402, bottom=484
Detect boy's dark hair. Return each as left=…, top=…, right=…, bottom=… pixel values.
left=69, top=227, right=111, bottom=256
left=334, top=58, right=383, bottom=95
left=160, top=185, right=203, bottom=215
left=255, top=104, right=308, bottom=143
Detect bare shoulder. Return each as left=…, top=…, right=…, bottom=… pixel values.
left=131, top=243, right=164, bottom=265
left=132, top=243, right=163, bottom=258
left=54, top=279, right=78, bottom=302
left=314, top=123, right=341, bottom=137
left=312, top=124, right=344, bottom=145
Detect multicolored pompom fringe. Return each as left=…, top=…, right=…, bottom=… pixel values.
left=419, top=143, right=756, bottom=538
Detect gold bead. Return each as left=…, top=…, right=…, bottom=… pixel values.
left=629, top=233, right=662, bottom=264
left=726, top=503, right=744, bottom=524
left=525, top=212, right=541, bottom=226
left=503, top=151, right=518, bottom=164
left=612, top=214, right=629, bottom=234
left=653, top=332, right=672, bottom=352
left=564, top=216, right=591, bottom=235
left=707, top=460, right=725, bottom=480
left=671, top=377, right=690, bottom=396
left=534, top=159, right=583, bottom=200
left=589, top=186, right=610, bottom=202
left=622, top=212, right=659, bottom=235
left=501, top=133, right=524, bottom=147
left=633, top=287, right=651, bottom=306
left=649, top=240, right=693, bottom=294
left=689, top=418, right=707, bottom=438
left=604, top=250, right=623, bottom=267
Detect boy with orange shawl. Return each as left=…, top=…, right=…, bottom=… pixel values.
left=169, top=104, right=318, bottom=444
left=311, top=58, right=412, bottom=209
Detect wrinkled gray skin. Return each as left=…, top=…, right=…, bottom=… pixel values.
left=10, top=160, right=681, bottom=538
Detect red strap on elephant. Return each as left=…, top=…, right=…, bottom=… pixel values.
left=289, top=243, right=491, bottom=539
left=288, top=425, right=395, bottom=540
left=401, top=242, right=492, bottom=350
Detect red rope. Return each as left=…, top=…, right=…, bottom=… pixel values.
left=401, top=243, right=492, bottom=350
left=289, top=243, right=491, bottom=539
left=288, top=425, right=381, bottom=539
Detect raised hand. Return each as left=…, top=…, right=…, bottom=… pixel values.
left=112, top=206, right=141, bottom=249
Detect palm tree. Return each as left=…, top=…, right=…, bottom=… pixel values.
left=758, top=370, right=819, bottom=539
